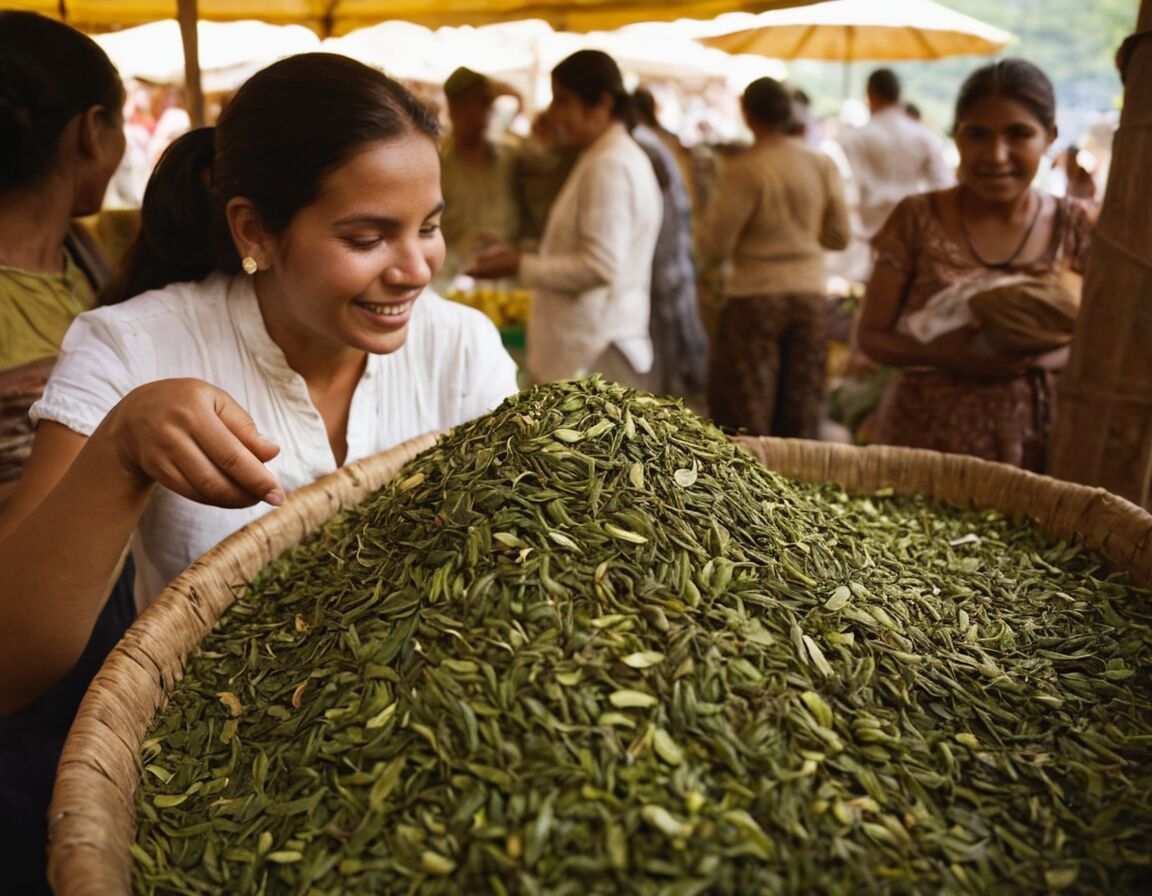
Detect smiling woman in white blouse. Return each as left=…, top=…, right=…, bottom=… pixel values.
left=0, top=53, right=518, bottom=715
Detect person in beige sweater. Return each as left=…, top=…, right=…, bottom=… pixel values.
left=699, top=77, right=848, bottom=437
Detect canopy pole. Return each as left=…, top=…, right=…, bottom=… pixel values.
left=177, top=0, right=206, bottom=128
left=1048, top=0, right=1152, bottom=506
left=842, top=26, right=853, bottom=99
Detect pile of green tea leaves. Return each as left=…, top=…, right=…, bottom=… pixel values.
left=134, top=378, right=1152, bottom=895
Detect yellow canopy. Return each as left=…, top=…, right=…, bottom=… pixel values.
left=9, top=0, right=821, bottom=124
left=8, top=0, right=823, bottom=36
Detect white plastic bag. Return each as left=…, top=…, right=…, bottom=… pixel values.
left=897, top=274, right=1033, bottom=343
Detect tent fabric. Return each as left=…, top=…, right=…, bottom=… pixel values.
left=91, top=19, right=320, bottom=91
left=8, top=0, right=823, bottom=37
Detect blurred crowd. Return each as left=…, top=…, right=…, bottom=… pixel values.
left=90, top=60, right=1116, bottom=410
left=7, top=38, right=1118, bottom=505
left=95, top=57, right=1115, bottom=350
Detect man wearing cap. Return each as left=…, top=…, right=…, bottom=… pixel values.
left=439, top=66, right=521, bottom=276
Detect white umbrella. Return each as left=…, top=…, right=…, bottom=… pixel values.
left=93, top=19, right=321, bottom=93
left=319, top=21, right=451, bottom=85
left=699, top=0, right=1012, bottom=60
left=699, top=0, right=1013, bottom=94
left=324, top=18, right=788, bottom=113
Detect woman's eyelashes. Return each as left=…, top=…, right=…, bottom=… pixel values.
left=343, top=236, right=384, bottom=250
left=340, top=221, right=439, bottom=250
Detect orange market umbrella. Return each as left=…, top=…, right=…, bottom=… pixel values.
left=699, top=0, right=1011, bottom=61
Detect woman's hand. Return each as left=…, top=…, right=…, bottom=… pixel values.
left=465, top=241, right=520, bottom=280
left=99, top=378, right=284, bottom=508
left=924, top=323, right=1042, bottom=377
left=859, top=263, right=1041, bottom=378
left=923, top=321, right=991, bottom=370
left=1034, top=345, right=1070, bottom=371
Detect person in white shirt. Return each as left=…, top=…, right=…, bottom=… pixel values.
left=0, top=53, right=519, bottom=714
left=840, top=68, right=956, bottom=249
left=466, top=50, right=662, bottom=387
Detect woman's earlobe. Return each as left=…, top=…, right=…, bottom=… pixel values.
left=225, top=197, right=269, bottom=270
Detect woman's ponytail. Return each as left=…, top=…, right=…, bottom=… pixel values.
left=103, top=128, right=221, bottom=304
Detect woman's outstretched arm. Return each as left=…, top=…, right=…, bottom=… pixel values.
left=0, top=379, right=283, bottom=714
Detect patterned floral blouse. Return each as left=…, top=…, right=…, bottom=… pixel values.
left=868, top=191, right=1095, bottom=472
left=872, top=191, right=1094, bottom=319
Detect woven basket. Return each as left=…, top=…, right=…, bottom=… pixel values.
left=47, top=435, right=1152, bottom=895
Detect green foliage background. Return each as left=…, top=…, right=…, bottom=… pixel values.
left=789, top=0, right=1137, bottom=145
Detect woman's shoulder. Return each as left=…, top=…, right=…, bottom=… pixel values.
left=872, top=190, right=960, bottom=283
left=892, top=190, right=941, bottom=222
left=874, top=191, right=942, bottom=246
left=83, top=275, right=229, bottom=326
left=63, top=275, right=233, bottom=357
left=601, top=131, right=656, bottom=173
left=790, top=140, right=852, bottom=183
left=736, top=139, right=829, bottom=174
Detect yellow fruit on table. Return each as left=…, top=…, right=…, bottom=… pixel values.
left=444, top=284, right=529, bottom=329
left=501, top=289, right=531, bottom=327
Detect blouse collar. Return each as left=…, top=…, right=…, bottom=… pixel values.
left=225, top=272, right=298, bottom=377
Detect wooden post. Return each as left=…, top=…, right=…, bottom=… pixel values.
left=1048, top=1, right=1152, bottom=506
left=176, top=0, right=205, bottom=128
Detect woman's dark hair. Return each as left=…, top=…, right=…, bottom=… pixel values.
left=632, top=86, right=659, bottom=128
left=102, top=128, right=215, bottom=303
left=552, top=50, right=633, bottom=127
left=741, top=78, right=794, bottom=130
left=0, top=11, right=122, bottom=190
left=953, top=58, right=1056, bottom=134
left=113, top=52, right=441, bottom=297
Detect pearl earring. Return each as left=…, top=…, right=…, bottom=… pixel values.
left=241, top=256, right=258, bottom=275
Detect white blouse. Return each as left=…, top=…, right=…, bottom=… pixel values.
left=32, top=273, right=518, bottom=604
left=520, top=122, right=662, bottom=383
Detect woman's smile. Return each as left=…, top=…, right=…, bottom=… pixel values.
left=353, top=298, right=415, bottom=324
left=254, top=135, right=444, bottom=359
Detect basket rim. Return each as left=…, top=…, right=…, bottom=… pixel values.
left=47, top=435, right=1152, bottom=895
left=47, top=430, right=439, bottom=896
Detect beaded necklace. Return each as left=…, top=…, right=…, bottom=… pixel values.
left=958, top=188, right=1043, bottom=269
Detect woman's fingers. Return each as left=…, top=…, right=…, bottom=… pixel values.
left=143, top=432, right=262, bottom=509
left=464, top=241, right=519, bottom=279
left=103, top=379, right=285, bottom=508
left=188, top=412, right=285, bottom=507
left=214, top=391, right=282, bottom=464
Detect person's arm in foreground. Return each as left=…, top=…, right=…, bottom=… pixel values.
left=0, top=379, right=282, bottom=714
